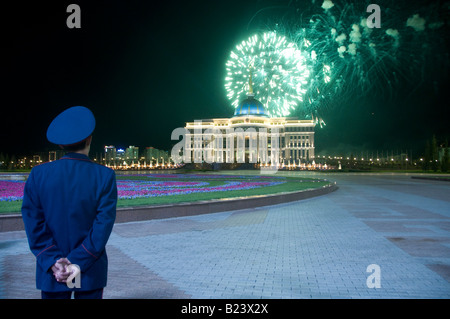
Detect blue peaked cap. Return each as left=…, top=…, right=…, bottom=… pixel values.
left=46, top=106, right=96, bottom=145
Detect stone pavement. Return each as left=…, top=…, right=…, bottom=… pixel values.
left=1, top=172, right=449, bottom=299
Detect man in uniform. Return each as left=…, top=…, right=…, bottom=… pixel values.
left=22, top=106, right=117, bottom=299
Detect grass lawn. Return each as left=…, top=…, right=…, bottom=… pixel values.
left=117, top=178, right=329, bottom=208
left=0, top=173, right=331, bottom=214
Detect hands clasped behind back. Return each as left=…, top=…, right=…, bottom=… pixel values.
left=51, top=258, right=80, bottom=284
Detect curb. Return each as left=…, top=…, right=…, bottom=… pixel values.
left=411, top=176, right=450, bottom=182
left=0, top=183, right=338, bottom=232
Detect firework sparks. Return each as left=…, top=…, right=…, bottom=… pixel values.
left=225, top=31, right=310, bottom=117
left=237, top=0, right=449, bottom=124
left=292, top=0, right=448, bottom=109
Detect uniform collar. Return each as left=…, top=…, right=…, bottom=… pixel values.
left=61, top=152, right=92, bottom=161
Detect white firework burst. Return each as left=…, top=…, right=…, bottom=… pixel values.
left=225, top=32, right=310, bottom=117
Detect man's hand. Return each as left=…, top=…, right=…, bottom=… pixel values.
left=51, top=257, right=71, bottom=282
left=66, top=264, right=81, bottom=284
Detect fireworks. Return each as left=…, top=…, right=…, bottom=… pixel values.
left=287, top=0, right=448, bottom=114
left=225, top=32, right=310, bottom=117
left=227, top=0, right=448, bottom=122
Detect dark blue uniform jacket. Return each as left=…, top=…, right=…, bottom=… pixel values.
left=22, top=152, right=117, bottom=292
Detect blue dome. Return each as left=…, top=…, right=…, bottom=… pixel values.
left=233, top=95, right=269, bottom=117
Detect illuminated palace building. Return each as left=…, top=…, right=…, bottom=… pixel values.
left=182, top=82, right=315, bottom=168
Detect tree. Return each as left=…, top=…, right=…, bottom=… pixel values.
left=431, top=135, right=439, bottom=172
left=7, top=155, right=16, bottom=171
left=441, top=140, right=449, bottom=173
left=0, top=153, right=5, bottom=170
left=423, top=140, right=431, bottom=170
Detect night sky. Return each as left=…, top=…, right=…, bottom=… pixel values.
left=2, top=0, right=449, bottom=158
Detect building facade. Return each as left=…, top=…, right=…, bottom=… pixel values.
left=104, top=145, right=169, bottom=168
left=180, top=91, right=315, bottom=167
left=144, top=147, right=169, bottom=165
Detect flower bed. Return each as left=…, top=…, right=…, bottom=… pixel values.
left=0, top=174, right=286, bottom=202
left=117, top=179, right=284, bottom=199
left=0, top=181, right=25, bottom=202
left=0, top=173, right=329, bottom=213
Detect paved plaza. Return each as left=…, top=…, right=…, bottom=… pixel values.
left=1, top=172, right=449, bottom=299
